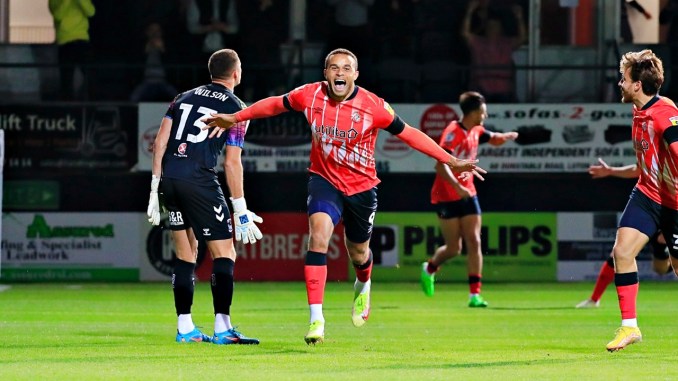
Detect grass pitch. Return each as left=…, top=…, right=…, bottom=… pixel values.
left=0, top=281, right=677, bottom=381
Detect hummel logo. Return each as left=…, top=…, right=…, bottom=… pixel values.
left=214, top=205, right=224, bottom=222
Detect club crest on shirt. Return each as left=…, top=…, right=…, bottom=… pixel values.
left=175, top=142, right=188, bottom=158
left=670, top=116, right=678, bottom=126
left=351, top=111, right=361, bottom=122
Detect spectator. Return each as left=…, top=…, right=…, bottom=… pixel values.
left=462, top=0, right=526, bottom=103
left=411, top=0, right=461, bottom=62
left=129, top=22, right=178, bottom=103
left=187, top=0, right=240, bottom=68
left=49, top=0, right=95, bottom=101
left=468, top=0, right=491, bottom=35
left=659, top=0, right=678, bottom=43
left=621, top=0, right=652, bottom=43
left=373, top=0, right=416, bottom=60
left=237, top=0, right=288, bottom=101
left=326, top=0, right=376, bottom=87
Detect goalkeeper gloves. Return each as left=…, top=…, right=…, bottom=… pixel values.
left=147, top=175, right=161, bottom=226
left=230, top=197, right=263, bottom=244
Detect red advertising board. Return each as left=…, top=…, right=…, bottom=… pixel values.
left=192, top=213, right=349, bottom=281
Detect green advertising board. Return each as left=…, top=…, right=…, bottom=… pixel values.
left=4, top=180, right=60, bottom=210
left=370, top=212, right=557, bottom=282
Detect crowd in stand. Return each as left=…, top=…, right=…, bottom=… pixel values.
left=47, top=0, right=678, bottom=103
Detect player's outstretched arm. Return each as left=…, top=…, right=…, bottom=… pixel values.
left=396, top=124, right=487, bottom=180
left=588, top=157, right=639, bottom=179
left=489, top=131, right=518, bottom=146
left=202, top=113, right=238, bottom=138
left=201, top=95, right=289, bottom=138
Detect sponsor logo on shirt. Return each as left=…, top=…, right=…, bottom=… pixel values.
left=670, top=116, right=678, bottom=126
left=176, top=143, right=187, bottom=158
left=315, top=125, right=358, bottom=139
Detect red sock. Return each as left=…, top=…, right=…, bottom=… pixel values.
left=468, top=274, right=481, bottom=294
left=353, top=252, right=373, bottom=282
left=591, top=260, right=615, bottom=302
left=615, top=272, right=639, bottom=320
left=304, top=265, right=327, bottom=305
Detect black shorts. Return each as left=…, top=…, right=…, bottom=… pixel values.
left=307, top=174, right=377, bottom=243
left=160, top=177, right=233, bottom=241
left=619, top=187, right=678, bottom=258
left=434, top=196, right=482, bottom=219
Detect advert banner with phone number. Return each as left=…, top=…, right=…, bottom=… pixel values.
left=1, top=104, right=138, bottom=173
left=136, top=103, right=636, bottom=173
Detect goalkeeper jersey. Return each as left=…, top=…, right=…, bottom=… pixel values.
left=161, top=82, right=248, bottom=186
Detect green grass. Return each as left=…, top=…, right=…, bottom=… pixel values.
left=1, top=282, right=677, bottom=381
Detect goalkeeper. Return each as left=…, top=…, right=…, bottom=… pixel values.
left=147, top=48, right=261, bottom=345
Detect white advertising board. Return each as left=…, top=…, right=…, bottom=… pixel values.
left=137, top=102, right=636, bottom=173
left=557, top=212, right=676, bottom=281
left=1, top=212, right=146, bottom=281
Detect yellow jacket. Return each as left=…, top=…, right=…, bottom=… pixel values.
left=49, top=0, right=95, bottom=45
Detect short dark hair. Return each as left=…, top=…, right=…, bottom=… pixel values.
left=208, top=49, right=239, bottom=80
left=459, top=91, right=486, bottom=115
left=620, top=49, right=664, bottom=95
left=324, top=48, right=358, bottom=70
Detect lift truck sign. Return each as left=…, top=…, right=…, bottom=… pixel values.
left=0, top=105, right=138, bottom=172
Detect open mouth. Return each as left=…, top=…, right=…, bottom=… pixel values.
left=334, top=79, right=346, bottom=92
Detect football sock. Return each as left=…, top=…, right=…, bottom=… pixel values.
left=591, top=257, right=615, bottom=302
left=426, top=261, right=439, bottom=274
left=305, top=251, right=327, bottom=320
left=353, top=250, right=373, bottom=283
left=177, top=314, right=195, bottom=334
left=309, top=304, right=324, bottom=323
left=211, top=258, right=235, bottom=316
left=468, top=274, right=482, bottom=295
left=615, top=271, right=639, bottom=321
left=214, top=313, right=232, bottom=333
left=172, top=259, right=196, bottom=316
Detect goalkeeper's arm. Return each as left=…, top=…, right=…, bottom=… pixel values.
left=224, top=145, right=263, bottom=244
left=147, top=117, right=172, bottom=225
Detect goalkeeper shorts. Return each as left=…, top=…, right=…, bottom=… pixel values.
left=161, top=177, right=234, bottom=240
